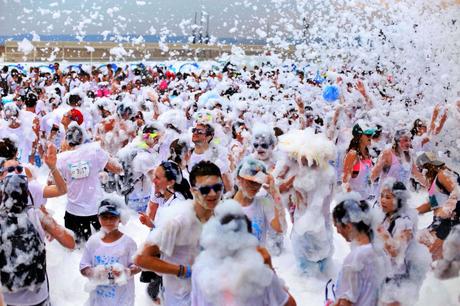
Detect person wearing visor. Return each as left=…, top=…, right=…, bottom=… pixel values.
left=371, top=129, right=425, bottom=191
left=57, top=122, right=122, bottom=243
left=342, top=123, right=375, bottom=200
left=116, top=123, right=164, bottom=213
left=416, top=152, right=460, bottom=260
left=233, top=157, right=283, bottom=247
left=136, top=161, right=224, bottom=306
left=80, top=199, right=140, bottom=306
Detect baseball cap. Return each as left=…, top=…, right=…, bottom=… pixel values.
left=352, top=124, right=376, bottom=137
left=68, top=109, right=84, bottom=125
left=237, top=157, right=268, bottom=184
left=98, top=199, right=121, bottom=216
left=416, top=152, right=445, bottom=168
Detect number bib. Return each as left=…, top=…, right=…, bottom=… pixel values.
left=70, top=161, right=90, bottom=180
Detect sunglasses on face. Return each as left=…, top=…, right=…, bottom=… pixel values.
left=253, top=143, right=269, bottom=149
left=192, top=128, right=207, bottom=135
left=195, top=183, right=223, bottom=195
left=0, top=165, right=24, bottom=174
left=143, top=132, right=159, bottom=140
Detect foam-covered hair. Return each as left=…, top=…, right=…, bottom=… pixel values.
left=333, top=192, right=372, bottom=226
left=252, top=122, right=276, bottom=146
left=380, top=177, right=409, bottom=210
left=277, top=128, right=336, bottom=168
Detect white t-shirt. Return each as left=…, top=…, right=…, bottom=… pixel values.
left=188, top=145, right=229, bottom=174
left=147, top=200, right=202, bottom=306
left=57, top=142, right=109, bottom=216
left=241, top=196, right=276, bottom=246
left=149, top=192, right=186, bottom=227
left=191, top=268, right=289, bottom=306
left=0, top=122, right=36, bottom=164
left=28, top=180, right=47, bottom=208
left=80, top=233, right=137, bottom=306
left=335, top=244, right=384, bottom=306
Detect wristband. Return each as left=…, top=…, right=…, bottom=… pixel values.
left=184, top=265, right=192, bottom=279
left=177, top=265, right=184, bottom=278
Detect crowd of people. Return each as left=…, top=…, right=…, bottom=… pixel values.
left=0, top=61, right=459, bottom=306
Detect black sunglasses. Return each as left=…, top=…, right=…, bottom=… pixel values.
left=253, top=143, right=269, bottom=149
left=192, top=128, right=207, bottom=135
left=1, top=165, right=24, bottom=174
left=196, top=183, right=223, bottom=195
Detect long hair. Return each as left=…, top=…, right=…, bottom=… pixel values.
left=160, top=161, right=193, bottom=200
left=347, top=134, right=369, bottom=158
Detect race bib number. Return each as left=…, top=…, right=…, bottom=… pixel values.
left=70, top=161, right=90, bottom=180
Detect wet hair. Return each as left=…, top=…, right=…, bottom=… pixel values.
left=422, top=163, right=446, bottom=185
left=169, top=138, right=189, bottom=166
left=410, top=119, right=425, bottom=138
left=333, top=199, right=373, bottom=240
left=0, top=138, right=18, bottom=160
left=273, top=127, right=284, bottom=137
left=25, top=92, right=38, bottom=108
left=231, top=120, right=246, bottom=139
left=189, top=161, right=222, bottom=187
left=65, top=125, right=84, bottom=147
left=381, top=179, right=408, bottom=210
left=68, top=94, right=81, bottom=106
left=346, top=133, right=369, bottom=158
left=159, top=161, right=192, bottom=199
left=392, top=129, right=411, bottom=162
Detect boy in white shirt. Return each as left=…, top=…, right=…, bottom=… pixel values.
left=80, top=199, right=140, bottom=306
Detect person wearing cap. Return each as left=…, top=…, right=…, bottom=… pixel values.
left=233, top=157, right=283, bottom=247
left=371, top=128, right=425, bottom=191
left=135, top=161, right=224, bottom=306
left=57, top=122, right=123, bottom=243
left=415, top=152, right=460, bottom=260
left=342, top=123, right=375, bottom=200
left=80, top=198, right=140, bottom=306
left=376, top=178, right=430, bottom=306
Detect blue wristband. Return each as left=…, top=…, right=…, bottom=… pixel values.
left=184, top=265, right=192, bottom=279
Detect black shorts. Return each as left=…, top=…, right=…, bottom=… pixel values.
left=429, top=201, right=460, bottom=240
left=64, top=211, right=101, bottom=243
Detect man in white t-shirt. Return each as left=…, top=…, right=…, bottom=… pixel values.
left=188, top=122, right=232, bottom=192
left=57, top=122, right=122, bottom=243
left=135, top=161, right=223, bottom=306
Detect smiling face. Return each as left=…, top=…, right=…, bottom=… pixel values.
left=359, top=134, right=372, bottom=147
left=152, top=166, right=174, bottom=195
left=398, top=135, right=411, bottom=151
left=192, top=175, right=223, bottom=211
left=192, top=124, right=212, bottom=144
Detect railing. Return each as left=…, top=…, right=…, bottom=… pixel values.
left=2, top=41, right=295, bottom=63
